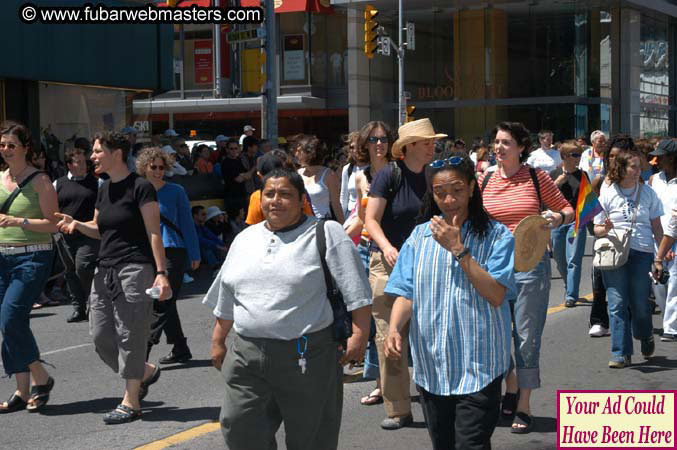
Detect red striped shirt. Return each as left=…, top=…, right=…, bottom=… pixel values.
left=479, top=165, right=571, bottom=233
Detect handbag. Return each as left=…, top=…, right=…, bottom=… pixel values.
left=593, top=186, right=641, bottom=270
left=315, top=219, right=353, bottom=343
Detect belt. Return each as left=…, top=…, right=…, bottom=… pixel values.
left=0, top=243, right=53, bottom=255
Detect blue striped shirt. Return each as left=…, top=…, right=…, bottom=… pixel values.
left=385, top=219, right=515, bottom=395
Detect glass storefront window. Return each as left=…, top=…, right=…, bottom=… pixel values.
left=639, top=13, right=670, bottom=137
left=39, top=83, right=151, bottom=161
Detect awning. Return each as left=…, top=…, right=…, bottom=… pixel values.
left=240, top=0, right=332, bottom=13
left=133, top=95, right=327, bottom=114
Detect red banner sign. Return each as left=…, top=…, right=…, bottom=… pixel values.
left=194, top=40, right=213, bottom=84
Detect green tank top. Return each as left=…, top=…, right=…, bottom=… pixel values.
left=0, top=170, right=52, bottom=244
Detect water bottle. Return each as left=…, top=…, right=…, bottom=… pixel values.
left=145, top=287, right=162, bottom=299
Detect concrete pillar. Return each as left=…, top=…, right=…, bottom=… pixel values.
left=347, top=7, right=371, bottom=132
left=612, top=7, right=641, bottom=135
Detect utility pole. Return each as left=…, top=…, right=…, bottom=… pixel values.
left=263, top=0, right=278, bottom=143
left=397, top=0, right=405, bottom=126
left=213, top=0, right=222, bottom=98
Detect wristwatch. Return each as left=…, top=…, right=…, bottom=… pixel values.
left=21, top=218, right=29, bottom=228
left=156, top=270, right=168, bottom=276
left=453, top=247, right=471, bottom=262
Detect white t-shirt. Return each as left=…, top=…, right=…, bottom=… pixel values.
left=340, top=163, right=367, bottom=218
left=594, top=183, right=663, bottom=253
left=578, top=147, right=604, bottom=182
left=526, top=148, right=562, bottom=173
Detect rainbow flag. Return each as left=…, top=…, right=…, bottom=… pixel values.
left=573, top=173, right=603, bottom=236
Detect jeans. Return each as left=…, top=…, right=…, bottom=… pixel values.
left=358, top=241, right=380, bottom=380
left=551, top=222, right=586, bottom=301
left=0, top=250, right=54, bottom=375
left=509, top=252, right=551, bottom=390
left=601, top=249, right=654, bottom=358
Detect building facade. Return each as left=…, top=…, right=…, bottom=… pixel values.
left=335, top=0, right=677, bottom=143
left=134, top=0, right=350, bottom=145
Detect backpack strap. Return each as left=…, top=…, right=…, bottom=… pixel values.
left=528, top=167, right=544, bottom=211
left=315, top=220, right=341, bottom=311
left=386, top=161, right=402, bottom=201
left=160, top=214, right=184, bottom=240
left=0, top=171, right=44, bottom=215
left=480, top=170, right=493, bottom=193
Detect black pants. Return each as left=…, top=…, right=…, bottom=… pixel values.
left=148, top=247, right=187, bottom=347
left=590, top=265, right=609, bottom=328
left=60, top=234, right=99, bottom=313
left=417, top=376, right=502, bottom=450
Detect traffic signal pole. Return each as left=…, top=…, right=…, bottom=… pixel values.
left=262, top=0, right=278, bottom=144
left=397, top=0, right=405, bottom=126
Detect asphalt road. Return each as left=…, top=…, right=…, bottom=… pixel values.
left=3, top=235, right=676, bottom=450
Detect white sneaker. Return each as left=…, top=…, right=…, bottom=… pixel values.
left=589, top=324, right=610, bottom=337
left=183, top=273, right=194, bottom=284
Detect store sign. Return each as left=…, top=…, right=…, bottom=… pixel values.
left=194, top=40, right=213, bottom=84
left=417, top=85, right=454, bottom=100
left=284, top=35, right=305, bottom=81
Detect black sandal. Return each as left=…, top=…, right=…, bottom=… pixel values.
left=139, top=365, right=161, bottom=401
left=0, top=394, right=28, bottom=414
left=511, top=411, right=534, bottom=434
left=103, top=404, right=142, bottom=425
left=501, top=391, right=518, bottom=418
left=26, top=376, right=55, bottom=413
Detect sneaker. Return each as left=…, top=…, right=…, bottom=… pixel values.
left=66, top=310, right=88, bottom=323
left=380, top=414, right=413, bottom=430
left=183, top=273, right=194, bottom=284
left=564, top=299, right=577, bottom=308
left=608, top=355, right=631, bottom=368
left=641, top=336, right=655, bottom=358
left=660, top=333, right=677, bottom=342
left=589, top=324, right=610, bottom=337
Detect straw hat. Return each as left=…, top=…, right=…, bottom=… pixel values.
left=391, top=118, right=447, bottom=159
left=513, top=215, right=550, bottom=272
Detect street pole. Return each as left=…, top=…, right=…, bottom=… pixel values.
left=213, top=0, right=222, bottom=98
left=398, top=0, right=405, bottom=126
left=264, top=0, right=278, bottom=143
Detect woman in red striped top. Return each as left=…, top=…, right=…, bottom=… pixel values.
left=478, top=122, right=573, bottom=434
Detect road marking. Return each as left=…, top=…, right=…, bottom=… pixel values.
left=135, top=422, right=220, bottom=450
left=134, top=291, right=599, bottom=449
left=0, top=343, right=93, bottom=368
left=547, top=293, right=593, bottom=315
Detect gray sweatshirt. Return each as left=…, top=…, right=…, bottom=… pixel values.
left=203, top=216, right=372, bottom=340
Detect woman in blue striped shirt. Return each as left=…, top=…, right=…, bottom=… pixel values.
left=385, top=152, right=516, bottom=450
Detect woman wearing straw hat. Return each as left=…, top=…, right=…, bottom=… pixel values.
left=478, top=122, right=572, bottom=434
left=365, top=118, right=446, bottom=430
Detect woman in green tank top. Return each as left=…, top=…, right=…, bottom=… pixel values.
left=0, top=121, right=59, bottom=414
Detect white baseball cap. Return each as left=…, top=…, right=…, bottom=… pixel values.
left=243, top=125, right=255, bottom=132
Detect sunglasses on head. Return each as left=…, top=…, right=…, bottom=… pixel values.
left=429, top=156, right=464, bottom=168
left=569, top=153, right=582, bottom=158
left=150, top=164, right=165, bottom=171
left=367, top=136, right=388, bottom=144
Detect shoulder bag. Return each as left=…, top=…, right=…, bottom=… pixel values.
left=593, top=185, right=641, bottom=270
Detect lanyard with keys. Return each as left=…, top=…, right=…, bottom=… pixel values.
left=297, top=335, right=308, bottom=375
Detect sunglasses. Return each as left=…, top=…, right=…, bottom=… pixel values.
left=569, top=153, right=582, bottom=158
left=149, top=164, right=165, bottom=171
left=0, top=143, right=17, bottom=150
left=367, top=136, right=388, bottom=144
left=429, top=156, right=464, bottom=168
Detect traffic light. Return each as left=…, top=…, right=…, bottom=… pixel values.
left=364, top=5, right=379, bottom=59
left=406, top=105, right=416, bottom=122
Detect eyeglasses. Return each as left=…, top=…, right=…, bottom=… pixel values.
left=367, top=136, right=388, bottom=144
left=150, top=164, right=165, bottom=171
left=429, top=156, right=464, bottom=168
left=569, top=153, right=582, bottom=158
left=0, top=143, right=17, bottom=150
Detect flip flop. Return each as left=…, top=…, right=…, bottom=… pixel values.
left=360, top=389, right=383, bottom=406
left=26, top=376, right=55, bottom=412
left=511, top=411, right=534, bottom=434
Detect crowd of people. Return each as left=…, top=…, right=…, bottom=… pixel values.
left=0, top=115, right=675, bottom=450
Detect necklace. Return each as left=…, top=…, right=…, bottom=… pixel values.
left=8, top=165, right=29, bottom=183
